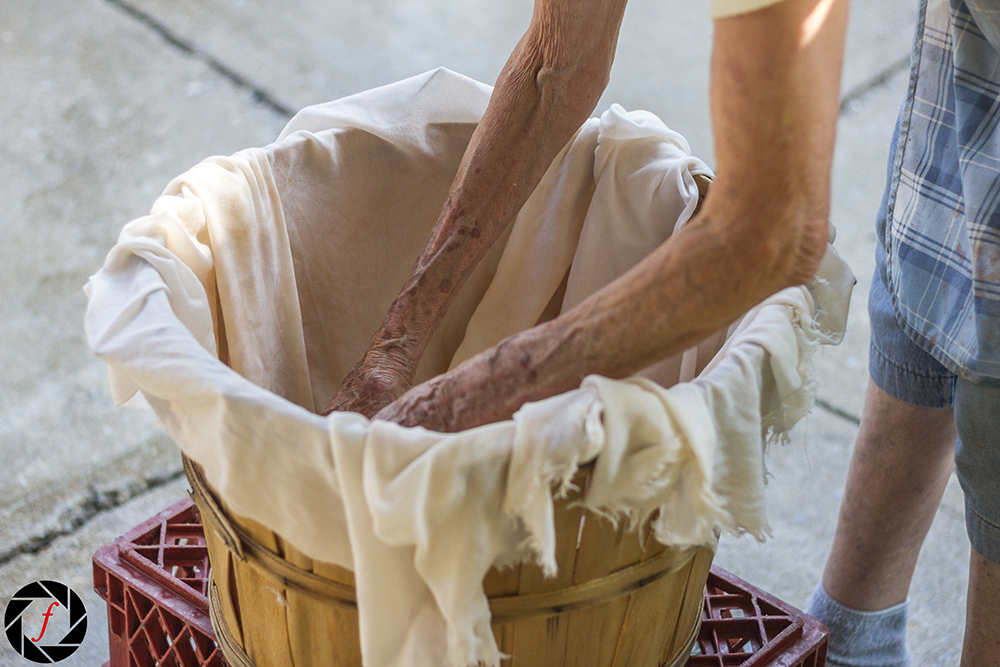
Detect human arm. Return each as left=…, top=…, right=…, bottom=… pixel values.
left=375, top=0, right=850, bottom=431
left=322, top=0, right=629, bottom=416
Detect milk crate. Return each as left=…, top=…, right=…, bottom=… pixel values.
left=93, top=498, right=827, bottom=667
left=93, top=499, right=221, bottom=667
left=693, top=569, right=827, bottom=666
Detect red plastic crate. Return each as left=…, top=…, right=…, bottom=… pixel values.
left=93, top=499, right=222, bottom=667
left=692, top=570, right=827, bottom=667
left=93, top=499, right=827, bottom=667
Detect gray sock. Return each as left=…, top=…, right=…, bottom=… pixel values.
left=805, top=584, right=911, bottom=667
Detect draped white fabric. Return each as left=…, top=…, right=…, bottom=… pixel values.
left=85, top=68, right=853, bottom=667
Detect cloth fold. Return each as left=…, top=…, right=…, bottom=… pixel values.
left=84, top=68, right=853, bottom=667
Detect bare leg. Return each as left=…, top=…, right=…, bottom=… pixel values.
left=955, top=375, right=1000, bottom=666
left=962, top=547, right=1000, bottom=667
left=822, top=380, right=956, bottom=610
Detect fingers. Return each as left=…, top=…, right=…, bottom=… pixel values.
left=374, top=377, right=455, bottom=432
left=321, top=355, right=413, bottom=417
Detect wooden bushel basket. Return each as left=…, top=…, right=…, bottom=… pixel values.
left=186, top=457, right=714, bottom=667
left=182, top=172, right=717, bottom=667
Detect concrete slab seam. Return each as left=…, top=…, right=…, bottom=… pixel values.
left=0, top=466, right=184, bottom=567
left=813, top=398, right=862, bottom=425
left=100, top=0, right=296, bottom=119
left=840, top=55, right=911, bottom=115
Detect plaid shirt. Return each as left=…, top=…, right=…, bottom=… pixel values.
left=884, top=0, right=1000, bottom=383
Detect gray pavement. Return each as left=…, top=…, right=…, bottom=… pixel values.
left=0, top=0, right=968, bottom=665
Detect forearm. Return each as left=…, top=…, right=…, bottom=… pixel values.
left=380, top=0, right=849, bottom=430
left=366, top=0, right=628, bottom=378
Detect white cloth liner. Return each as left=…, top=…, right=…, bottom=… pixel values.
left=84, top=68, right=853, bottom=667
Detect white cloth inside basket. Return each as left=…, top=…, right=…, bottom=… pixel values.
left=84, top=68, right=853, bottom=667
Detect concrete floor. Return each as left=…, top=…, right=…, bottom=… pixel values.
left=0, top=0, right=970, bottom=665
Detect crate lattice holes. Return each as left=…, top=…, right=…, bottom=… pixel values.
left=93, top=499, right=222, bottom=667
left=691, top=569, right=827, bottom=667
left=93, top=499, right=826, bottom=667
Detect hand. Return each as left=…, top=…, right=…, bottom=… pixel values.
left=374, top=337, right=555, bottom=433
left=321, top=344, right=416, bottom=417
left=374, top=374, right=460, bottom=432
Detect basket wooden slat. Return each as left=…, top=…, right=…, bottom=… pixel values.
left=285, top=543, right=325, bottom=667
left=508, top=496, right=586, bottom=667
left=308, top=560, right=364, bottom=666
left=562, top=493, right=645, bottom=667
left=232, top=521, right=294, bottom=666
left=664, top=549, right=714, bottom=664
left=611, top=539, right=677, bottom=667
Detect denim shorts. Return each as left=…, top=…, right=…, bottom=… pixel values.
left=870, top=120, right=1000, bottom=565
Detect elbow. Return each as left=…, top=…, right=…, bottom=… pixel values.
left=517, top=6, right=623, bottom=121
left=701, top=172, right=831, bottom=295
left=532, top=42, right=613, bottom=98
left=515, top=48, right=609, bottom=127
left=747, top=214, right=829, bottom=292
left=534, top=63, right=610, bottom=111
left=701, top=200, right=829, bottom=299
